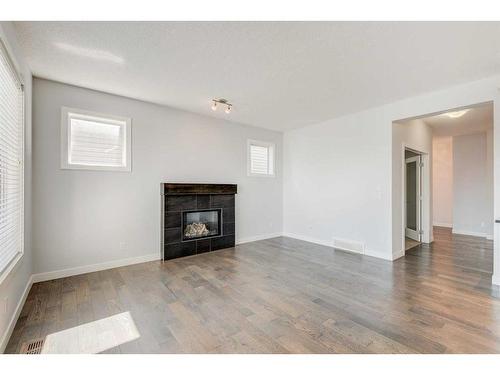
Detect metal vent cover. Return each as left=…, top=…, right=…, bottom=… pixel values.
left=20, top=338, right=45, bottom=354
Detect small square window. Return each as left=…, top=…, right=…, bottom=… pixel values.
left=61, top=107, right=131, bottom=171
left=247, top=139, right=275, bottom=177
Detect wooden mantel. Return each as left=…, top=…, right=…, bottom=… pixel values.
left=162, top=183, right=237, bottom=195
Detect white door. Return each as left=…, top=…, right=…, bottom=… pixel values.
left=405, top=155, right=421, bottom=241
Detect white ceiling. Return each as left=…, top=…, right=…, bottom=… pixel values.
left=422, top=102, right=493, bottom=137
left=13, top=22, right=500, bottom=131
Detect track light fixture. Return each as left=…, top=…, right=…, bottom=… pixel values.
left=211, top=98, right=232, bottom=114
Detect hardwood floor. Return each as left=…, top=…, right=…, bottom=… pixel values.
left=5, top=227, right=500, bottom=353
left=404, top=237, right=420, bottom=251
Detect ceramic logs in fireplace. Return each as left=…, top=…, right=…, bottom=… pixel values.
left=161, top=183, right=237, bottom=260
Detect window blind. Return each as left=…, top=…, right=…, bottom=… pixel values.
left=0, top=39, right=24, bottom=274
left=250, top=145, right=270, bottom=174
left=249, top=142, right=274, bottom=175
left=68, top=116, right=125, bottom=167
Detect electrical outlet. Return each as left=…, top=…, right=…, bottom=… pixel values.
left=481, top=222, right=485, bottom=228
left=3, top=297, right=8, bottom=315
left=119, top=242, right=127, bottom=250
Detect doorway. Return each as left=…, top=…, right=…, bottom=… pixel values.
left=404, top=149, right=422, bottom=250
left=393, top=101, right=494, bottom=259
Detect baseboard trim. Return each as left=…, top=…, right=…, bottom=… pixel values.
left=433, top=222, right=453, bottom=228
left=492, top=273, right=500, bottom=286
left=236, top=232, right=283, bottom=245
left=32, top=234, right=285, bottom=283
left=281, top=232, right=392, bottom=261
left=282, top=232, right=331, bottom=248
left=451, top=229, right=489, bottom=238
left=0, top=274, right=33, bottom=353
left=392, top=250, right=405, bottom=261
left=32, top=253, right=160, bottom=283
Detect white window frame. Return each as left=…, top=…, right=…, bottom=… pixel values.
left=247, top=139, right=276, bottom=177
left=61, top=107, right=132, bottom=172
left=0, top=37, right=25, bottom=284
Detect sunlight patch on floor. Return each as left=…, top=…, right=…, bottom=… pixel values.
left=42, top=311, right=140, bottom=354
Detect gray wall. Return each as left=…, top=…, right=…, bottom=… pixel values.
left=32, top=78, right=283, bottom=275
left=453, top=131, right=493, bottom=237
left=0, top=22, right=33, bottom=352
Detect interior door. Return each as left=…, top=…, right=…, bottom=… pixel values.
left=405, top=155, right=421, bottom=241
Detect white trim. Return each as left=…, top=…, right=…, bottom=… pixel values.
left=451, top=229, right=490, bottom=238
left=492, top=273, right=500, bottom=286
left=236, top=232, right=282, bottom=245
left=282, top=232, right=331, bottom=247
left=400, top=144, right=431, bottom=256
left=0, top=274, right=33, bottom=353
left=32, top=253, right=159, bottom=283
left=392, top=250, right=405, bottom=260
left=433, top=222, right=453, bottom=228
left=0, top=253, right=23, bottom=286
left=282, top=232, right=393, bottom=261
left=0, top=36, right=25, bottom=285
left=60, top=106, right=132, bottom=172
left=404, top=155, right=422, bottom=242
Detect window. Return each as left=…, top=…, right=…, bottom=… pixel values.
left=247, top=139, right=275, bottom=176
left=61, top=107, right=131, bottom=171
left=0, top=38, right=24, bottom=280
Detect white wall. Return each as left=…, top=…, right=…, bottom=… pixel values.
left=283, top=108, right=392, bottom=259
left=453, top=132, right=493, bottom=237
left=32, top=78, right=283, bottom=276
left=0, top=22, right=33, bottom=352
left=284, top=75, right=500, bottom=269
left=392, top=118, right=433, bottom=255
left=432, top=136, right=453, bottom=227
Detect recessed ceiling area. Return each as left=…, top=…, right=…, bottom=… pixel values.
left=13, top=22, right=500, bottom=131
left=422, top=102, right=493, bottom=137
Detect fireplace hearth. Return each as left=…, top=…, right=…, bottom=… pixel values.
left=161, top=183, right=237, bottom=260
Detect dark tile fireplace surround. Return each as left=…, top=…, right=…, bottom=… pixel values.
left=161, top=183, right=237, bottom=260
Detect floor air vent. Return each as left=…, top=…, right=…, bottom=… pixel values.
left=20, top=338, right=45, bottom=354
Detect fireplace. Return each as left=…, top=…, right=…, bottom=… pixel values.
left=182, top=209, right=222, bottom=241
left=161, top=183, right=237, bottom=260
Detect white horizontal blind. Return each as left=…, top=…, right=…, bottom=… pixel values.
left=249, top=141, right=274, bottom=176
left=0, top=39, right=24, bottom=274
left=250, top=145, right=269, bottom=174
left=68, top=114, right=125, bottom=168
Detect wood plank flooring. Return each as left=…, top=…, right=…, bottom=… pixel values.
left=405, top=237, right=420, bottom=251
left=5, top=227, right=500, bottom=353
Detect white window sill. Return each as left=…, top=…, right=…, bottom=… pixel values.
left=61, top=164, right=131, bottom=172
left=247, top=173, right=276, bottom=178
left=0, top=252, right=24, bottom=286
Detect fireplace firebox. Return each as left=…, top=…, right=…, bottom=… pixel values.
left=161, top=183, right=237, bottom=260
left=182, top=209, right=222, bottom=241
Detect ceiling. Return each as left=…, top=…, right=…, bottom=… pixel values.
left=13, top=22, right=500, bottom=132
left=423, top=102, right=493, bottom=137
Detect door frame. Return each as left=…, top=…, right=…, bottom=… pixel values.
left=404, top=155, right=422, bottom=242
left=400, top=143, right=432, bottom=255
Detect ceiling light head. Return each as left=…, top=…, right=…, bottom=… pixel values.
left=443, top=109, right=470, bottom=119
left=211, top=98, right=232, bottom=114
